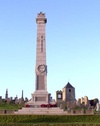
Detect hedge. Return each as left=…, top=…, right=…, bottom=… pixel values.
left=0, top=115, right=100, bottom=124
left=0, top=123, right=100, bottom=126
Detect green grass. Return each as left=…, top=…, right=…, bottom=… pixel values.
left=0, top=102, right=22, bottom=110
left=0, top=115, right=100, bottom=123
left=0, top=123, right=100, bottom=126
left=0, top=115, right=100, bottom=126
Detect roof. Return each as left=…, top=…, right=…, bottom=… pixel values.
left=63, top=82, right=74, bottom=88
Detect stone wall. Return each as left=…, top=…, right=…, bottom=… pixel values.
left=0, top=110, right=14, bottom=114
left=67, top=109, right=94, bottom=115
left=0, top=109, right=94, bottom=115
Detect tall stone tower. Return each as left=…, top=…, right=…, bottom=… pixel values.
left=35, top=12, right=47, bottom=91
left=31, top=12, right=49, bottom=106
left=56, top=82, right=76, bottom=106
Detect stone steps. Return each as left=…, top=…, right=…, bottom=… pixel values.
left=14, top=107, right=68, bottom=115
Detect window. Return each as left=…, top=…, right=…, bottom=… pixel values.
left=69, top=89, right=71, bottom=92
left=58, top=94, right=62, bottom=99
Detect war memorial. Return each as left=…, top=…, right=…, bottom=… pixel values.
left=27, top=12, right=53, bottom=106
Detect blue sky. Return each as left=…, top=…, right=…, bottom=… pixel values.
left=0, top=0, right=100, bottom=100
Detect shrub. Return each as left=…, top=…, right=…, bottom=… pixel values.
left=0, top=115, right=100, bottom=124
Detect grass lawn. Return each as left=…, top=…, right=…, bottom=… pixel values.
left=0, top=123, right=100, bottom=126
left=0, top=102, right=22, bottom=110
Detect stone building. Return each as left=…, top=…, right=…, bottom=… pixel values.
left=56, top=82, right=76, bottom=106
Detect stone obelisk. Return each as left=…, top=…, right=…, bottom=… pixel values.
left=31, top=12, right=49, bottom=106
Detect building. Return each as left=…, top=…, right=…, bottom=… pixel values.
left=56, top=82, right=76, bottom=106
